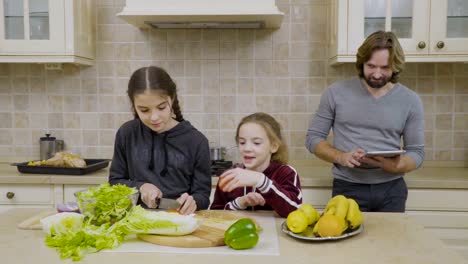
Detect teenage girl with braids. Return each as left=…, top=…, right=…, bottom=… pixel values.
left=109, top=66, right=211, bottom=215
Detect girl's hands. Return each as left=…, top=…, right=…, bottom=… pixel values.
left=238, top=192, right=266, bottom=208
left=218, top=168, right=264, bottom=192
left=139, top=183, right=163, bottom=208
left=177, top=193, right=197, bottom=215
left=140, top=184, right=197, bottom=214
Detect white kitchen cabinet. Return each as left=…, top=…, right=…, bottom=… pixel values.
left=0, top=183, right=56, bottom=208
left=301, top=187, right=332, bottom=209
left=406, top=189, right=468, bottom=211
left=302, top=187, right=468, bottom=211
left=430, top=0, right=468, bottom=55
left=0, top=0, right=95, bottom=65
left=329, top=0, right=468, bottom=64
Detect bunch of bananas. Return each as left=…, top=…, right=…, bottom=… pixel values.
left=312, top=195, right=363, bottom=237
left=286, top=195, right=363, bottom=238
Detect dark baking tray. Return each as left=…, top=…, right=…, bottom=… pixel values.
left=13, top=159, right=111, bottom=175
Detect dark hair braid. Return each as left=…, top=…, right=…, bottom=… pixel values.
left=171, top=94, right=184, bottom=122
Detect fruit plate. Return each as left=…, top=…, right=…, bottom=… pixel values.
left=281, top=221, right=364, bottom=241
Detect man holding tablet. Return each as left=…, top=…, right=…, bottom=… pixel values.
left=305, top=31, right=425, bottom=212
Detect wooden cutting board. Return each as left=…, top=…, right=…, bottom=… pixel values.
left=137, top=210, right=250, bottom=248
left=17, top=210, right=57, bottom=230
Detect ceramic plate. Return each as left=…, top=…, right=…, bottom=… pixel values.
left=281, top=221, right=364, bottom=241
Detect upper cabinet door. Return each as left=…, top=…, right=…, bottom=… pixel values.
left=430, top=0, right=468, bottom=54
left=348, top=0, right=430, bottom=56
left=0, top=0, right=65, bottom=54
left=391, top=0, right=430, bottom=55
left=330, top=0, right=468, bottom=64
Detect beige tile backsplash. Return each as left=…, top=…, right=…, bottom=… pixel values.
left=14, top=113, right=29, bottom=128
left=0, top=1, right=466, bottom=162
left=0, top=113, right=11, bottom=128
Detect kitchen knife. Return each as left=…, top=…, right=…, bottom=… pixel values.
left=155, top=198, right=181, bottom=210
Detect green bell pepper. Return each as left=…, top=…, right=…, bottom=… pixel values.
left=224, top=218, right=259, bottom=250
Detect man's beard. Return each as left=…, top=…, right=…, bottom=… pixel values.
left=364, top=75, right=391, bottom=89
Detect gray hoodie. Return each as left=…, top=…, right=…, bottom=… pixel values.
left=109, top=119, right=211, bottom=209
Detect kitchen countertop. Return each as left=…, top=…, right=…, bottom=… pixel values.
left=1, top=208, right=465, bottom=264
left=290, top=160, right=468, bottom=189
left=0, top=159, right=467, bottom=189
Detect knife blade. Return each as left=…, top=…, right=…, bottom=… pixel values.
left=155, top=198, right=181, bottom=210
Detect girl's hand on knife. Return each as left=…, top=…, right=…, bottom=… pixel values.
left=140, top=183, right=163, bottom=208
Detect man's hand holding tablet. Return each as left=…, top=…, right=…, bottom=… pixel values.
left=365, top=150, right=406, bottom=158
left=360, top=150, right=407, bottom=173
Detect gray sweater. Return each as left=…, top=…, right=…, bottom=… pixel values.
left=306, top=77, right=425, bottom=184
left=109, top=119, right=212, bottom=209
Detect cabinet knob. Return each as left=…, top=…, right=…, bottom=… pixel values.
left=6, top=192, right=15, bottom=199
left=436, top=41, right=445, bottom=49
left=417, top=41, right=426, bottom=49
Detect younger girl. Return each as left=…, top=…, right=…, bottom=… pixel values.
left=210, top=112, right=302, bottom=217
left=109, top=66, right=211, bottom=215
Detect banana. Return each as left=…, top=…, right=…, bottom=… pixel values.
left=324, top=195, right=349, bottom=219
left=324, top=206, right=335, bottom=216
left=345, top=198, right=363, bottom=229
left=306, top=195, right=363, bottom=238
left=312, top=219, right=319, bottom=234
left=341, top=218, right=349, bottom=233
left=335, top=196, right=349, bottom=219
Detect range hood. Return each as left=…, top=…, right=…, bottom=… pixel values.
left=117, top=0, right=284, bottom=29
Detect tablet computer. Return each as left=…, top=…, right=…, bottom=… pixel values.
left=365, top=150, right=406, bottom=157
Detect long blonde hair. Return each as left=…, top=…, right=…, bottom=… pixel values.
left=235, top=112, right=288, bottom=164
left=356, top=31, right=405, bottom=83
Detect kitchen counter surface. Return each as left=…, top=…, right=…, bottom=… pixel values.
left=1, top=160, right=466, bottom=189
left=291, top=160, right=468, bottom=189
left=1, top=208, right=465, bottom=264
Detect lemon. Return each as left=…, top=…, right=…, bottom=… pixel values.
left=286, top=210, right=308, bottom=233
left=315, top=214, right=347, bottom=237
left=298, top=203, right=320, bottom=225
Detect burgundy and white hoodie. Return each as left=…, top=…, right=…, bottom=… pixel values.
left=210, top=161, right=302, bottom=217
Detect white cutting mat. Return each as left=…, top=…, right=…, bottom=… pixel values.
left=105, top=213, right=279, bottom=255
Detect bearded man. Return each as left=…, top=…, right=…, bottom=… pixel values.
left=306, top=31, right=425, bottom=212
